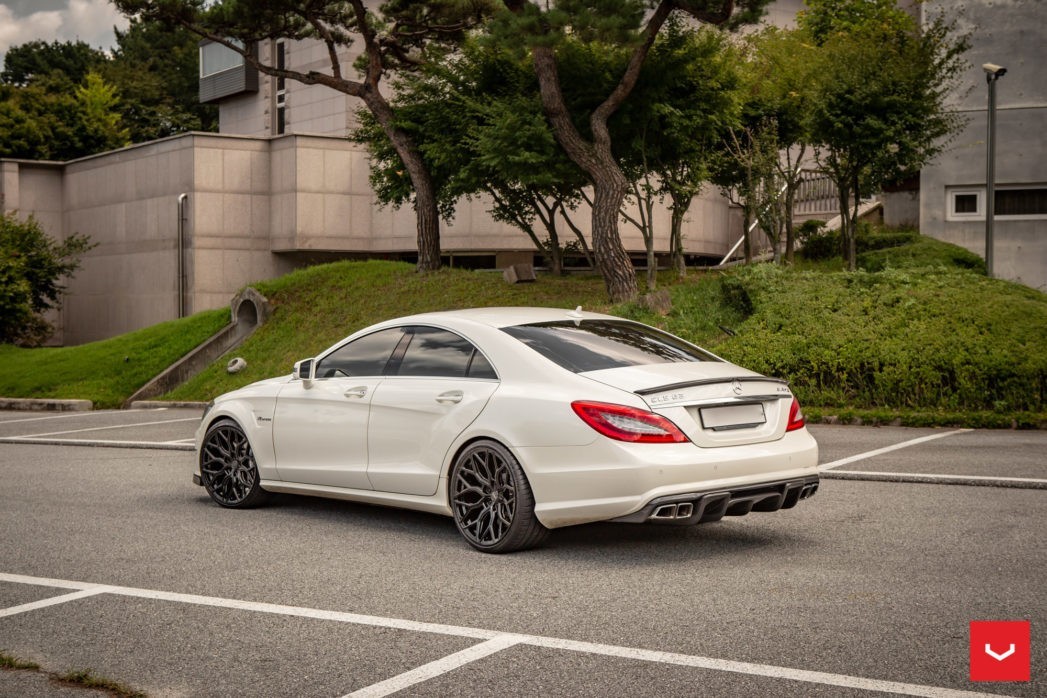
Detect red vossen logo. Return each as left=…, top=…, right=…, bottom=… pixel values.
left=969, top=621, right=1031, bottom=682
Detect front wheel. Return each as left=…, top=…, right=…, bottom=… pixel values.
left=199, top=419, right=268, bottom=508
left=449, top=440, right=548, bottom=553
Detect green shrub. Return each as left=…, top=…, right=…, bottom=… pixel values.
left=704, top=265, right=1047, bottom=413
left=858, top=236, right=985, bottom=273
left=799, top=222, right=919, bottom=262
left=719, top=274, right=753, bottom=317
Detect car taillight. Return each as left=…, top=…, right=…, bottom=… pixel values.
left=571, top=401, right=689, bottom=443
left=786, top=397, right=806, bottom=432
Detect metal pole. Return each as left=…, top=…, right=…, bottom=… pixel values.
left=985, top=74, right=997, bottom=278
left=177, top=193, right=188, bottom=317
left=982, top=64, right=1006, bottom=277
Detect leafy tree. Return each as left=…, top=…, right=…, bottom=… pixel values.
left=494, top=0, right=769, bottom=302
left=76, top=72, right=132, bottom=150
left=799, top=1, right=969, bottom=270
left=739, top=26, right=818, bottom=264
left=716, top=117, right=782, bottom=264
left=615, top=21, right=742, bottom=285
left=0, top=213, right=94, bottom=346
left=0, top=40, right=107, bottom=86
left=1, top=42, right=131, bottom=159
left=0, top=76, right=130, bottom=160
left=114, top=0, right=495, bottom=273
left=104, top=17, right=219, bottom=141
left=353, top=41, right=592, bottom=275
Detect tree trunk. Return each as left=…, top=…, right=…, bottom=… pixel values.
left=412, top=171, right=442, bottom=272
left=849, top=173, right=861, bottom=272
left=742, top=209, right=752, bottom=264
left=670, top=197, right=687, bottom=279
left=836, top=180, right=853, bottom=271
left=591, top=171, right=638, bottom=302
left=530, top=47, right=638, bottom=302
left=643, top=191, right=656, bottom=291
left=365, top=90, right=441, bottom=272
left=561, top=203, right=595, bottom=269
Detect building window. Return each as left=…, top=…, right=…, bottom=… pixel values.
left=275, top=41, right=287, bottom=135
left=947, top=187, right=1047, bottom=221
left=947, top=189, right=982, bottom=220
left=996, top=188, right=1047, bottom=216
left=198, top=39, right=258, bottom=103
left=200, top=40, right=244, bottom=78
left=954, top=193, right=978, bottom=214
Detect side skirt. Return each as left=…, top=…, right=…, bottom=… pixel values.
left=258, top=479, right=453, bottom=518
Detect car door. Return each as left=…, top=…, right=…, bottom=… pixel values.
left=272, top=327, right=406, bottom=489
left=366, top=326, right=499, bottom=496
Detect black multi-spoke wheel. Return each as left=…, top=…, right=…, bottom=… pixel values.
left=199, top=419, right=268, bottom=508
left=450, top=440, right=547, bottom=553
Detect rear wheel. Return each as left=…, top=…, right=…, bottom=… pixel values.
left=199, top=419, right=268, bottom=508
left=450, top=440, right=548, bottom=553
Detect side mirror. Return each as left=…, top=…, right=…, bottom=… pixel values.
left=293, top=358, right=315, bottom=388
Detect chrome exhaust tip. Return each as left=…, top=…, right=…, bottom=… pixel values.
left=651, top=504, right=678, bottom=520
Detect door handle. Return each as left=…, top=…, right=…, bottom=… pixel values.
left=436, top=390, right=464, bottom=404
left=344, top=386, right=368, bottom=399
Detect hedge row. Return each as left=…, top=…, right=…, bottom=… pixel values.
left=707, top=264, right=1047, bottom=413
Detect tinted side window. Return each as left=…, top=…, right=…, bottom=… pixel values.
left=316, top=327, right=404, bottom=378
left=502, top=320, right=718, bottom=373
left=467, top=350, right=497, bottom=379
left=396, top=327, right=497, bottom=379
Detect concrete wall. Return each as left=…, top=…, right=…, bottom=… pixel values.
left=189, top=135, right=295, bottom=314
left=920, top=0, right=1047, bottom=290
left=0, top=161, right=67, bottom=343
left=1, top=135, right=295, bottom=345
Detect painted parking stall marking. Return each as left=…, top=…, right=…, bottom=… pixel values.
left=0, top=408, right=202, bottom=451
left=0, top=572, right=1013, bottom=698
left=3, top=416, right=200, bottom=440
left=818, top=429, right=972, bottom=471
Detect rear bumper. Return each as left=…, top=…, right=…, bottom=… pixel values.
left=610, top=475, right=819, bottom=525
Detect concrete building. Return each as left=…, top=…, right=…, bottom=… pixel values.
left=1, top=0, right=1043, bottom=345
left=919, top=0, right=1046, bottom=290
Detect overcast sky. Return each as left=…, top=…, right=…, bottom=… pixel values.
left=0, top=0, right=130, bottom=65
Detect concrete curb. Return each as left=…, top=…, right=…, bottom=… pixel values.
left=128, top=400, right=209, bottom=410
left=0, top=437, right=194, bottom=452
left=0, top=398, right=92, bottom=411
left=820, top=469, right=1047, bottom=489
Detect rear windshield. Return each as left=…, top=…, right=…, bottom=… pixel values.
left=502, top=320, right=719, bottom=373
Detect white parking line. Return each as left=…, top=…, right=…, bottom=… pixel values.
left=0, top=410, right=131, bottom=425
left=819, top=429, right=972, bottom=471
left=0, top=587, right=109, bottom=619
left=14, top=417, right=200, bottom=439
left=0, top=572, right=1008, bottom=698
left=345, top=635, right=522, bottom=698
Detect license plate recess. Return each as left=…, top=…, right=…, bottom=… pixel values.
left=699, top=402, right=766, bottom=431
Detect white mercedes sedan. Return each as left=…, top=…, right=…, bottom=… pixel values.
left=194, top=307, right=818, bottom=553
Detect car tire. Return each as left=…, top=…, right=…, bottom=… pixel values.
left=199, top=418, right=269, bottom=508
left=449, top=440, right=549, bottom=553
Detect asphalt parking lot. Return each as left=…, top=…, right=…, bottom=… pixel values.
left=0, top=409, right=1044, bottom=697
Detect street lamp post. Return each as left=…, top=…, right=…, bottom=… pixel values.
left=983, top=63, right=1006, bottom=278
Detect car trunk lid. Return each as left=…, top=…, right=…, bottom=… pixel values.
left=581, top=363, right=795, bottom=447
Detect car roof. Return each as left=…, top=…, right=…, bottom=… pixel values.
left=388, top=306, right=620, bottom=330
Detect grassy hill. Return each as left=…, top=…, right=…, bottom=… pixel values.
left=0, top=309, right=228, bottom=408
left=1, top=234, right=1045, bottom=425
